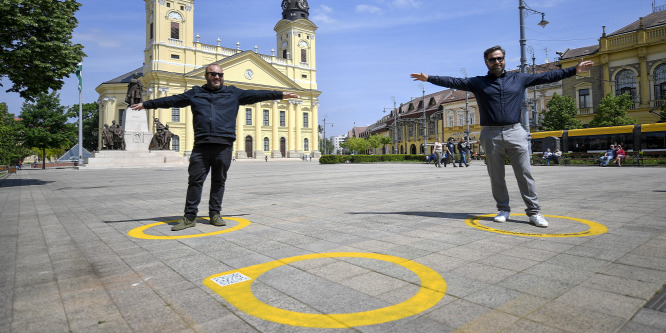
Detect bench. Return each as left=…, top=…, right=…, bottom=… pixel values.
left=632, top=153, right=666, bottom=167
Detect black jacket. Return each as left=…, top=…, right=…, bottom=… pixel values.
left=142, top=85, right=283, bottom=141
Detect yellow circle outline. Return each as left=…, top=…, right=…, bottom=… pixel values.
left=465, top=213, right=608, bottom=237
left=127, top=217, right=251, bottom=239
left=203, top=252, right=447, bottom=328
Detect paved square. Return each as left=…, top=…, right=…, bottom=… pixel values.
left=1, top=161, right=665, bottom=332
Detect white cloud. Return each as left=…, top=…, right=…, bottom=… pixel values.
left=356, top=4, right=382, bottom=14
left=312, top=5, right=336, bottom=24
left=392, top=0, right=421, bottom=8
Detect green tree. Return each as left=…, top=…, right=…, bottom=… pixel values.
left=0, top=102, right=31, bottom=165
left=18, top=92, right=76, bottom=168
left=367, top=134, right=384, bottom=153
left=540, top=93, right=582, bottom=131
left=341, top=137, right=370, bottom=154
left=68, top=102, right=99, bottom=152
left=589, top=93, right=637, bottom=127
left=0, top=0, right=86, bottom=100
left=319, top=137, right=334, bottom=154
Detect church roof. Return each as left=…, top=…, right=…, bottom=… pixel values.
left=102, top=67, right=143, bottom=84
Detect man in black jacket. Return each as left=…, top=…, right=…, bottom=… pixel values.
left=131, top=64, right=299, bottom=231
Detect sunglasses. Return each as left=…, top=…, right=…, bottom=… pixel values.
left=207, top=72, right=224, bottom=77
left=486, top=57, right=504, bottom=63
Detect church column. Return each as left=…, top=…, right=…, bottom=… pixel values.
left=287, top=100, right=296, bottom=157
left=235, top=106, right=247, bottom=158
left=311, top=101, right=320, bottom=158
left=271, top=100, right=280, bottom=158
left=294, top=100, right=303, bottom=156
left=639, top=53, right=649, bottom=108
left=254, top=103, right=264, bottom=159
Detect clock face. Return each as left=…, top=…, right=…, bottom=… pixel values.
left=297, top=0, right=309, bottom=10
left=245, top=69, right=254, bottom=80
left=281, top=0, right=289, bottom=10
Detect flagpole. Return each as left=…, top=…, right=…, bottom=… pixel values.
left=77, top=63, right=83, bottom=167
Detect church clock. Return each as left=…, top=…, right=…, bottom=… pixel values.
left=297, top=0, right=309, bottom=10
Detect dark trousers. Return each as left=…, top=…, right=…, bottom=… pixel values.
left=184, top=144, right=233, bottom=219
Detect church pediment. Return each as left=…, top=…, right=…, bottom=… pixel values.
left=185, top=51, right=303, bottom=91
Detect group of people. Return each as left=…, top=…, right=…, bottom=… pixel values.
left=430, top=137, right=471, bottom=168
left=101, top=120, right=126, bottom=150
left=600, top=144, right=626, bottom=167
left=129, top=44, right=593, bottom=231
left=541, top=148, right=563, bottom=166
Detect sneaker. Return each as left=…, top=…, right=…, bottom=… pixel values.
left=172, top=216, right=196, bottom=231
left=210, top=214, right=227, bottom=226
left=494, top=211, right=510, bottom=223
left=529, top=214, right=549, bottom=227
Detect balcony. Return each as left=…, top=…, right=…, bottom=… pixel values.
left=578, top=107, right=595, bottom=115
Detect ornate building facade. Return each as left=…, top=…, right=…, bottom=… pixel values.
left=95, top=0, right=321, bottom=159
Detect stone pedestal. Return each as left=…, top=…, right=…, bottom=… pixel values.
left=82, top=107, right=187, bottom=169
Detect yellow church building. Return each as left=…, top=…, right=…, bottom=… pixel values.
left=95, top=0, right=321, bottom=159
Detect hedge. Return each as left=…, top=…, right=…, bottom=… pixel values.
left=319, top=154, right=426, bottom=164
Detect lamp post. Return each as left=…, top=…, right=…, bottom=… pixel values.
left=528, top=46, right=539, bottom=131
left=418, top=83, right=427, bottom=155
left=321, top=115, right=333, bottom=155
left=519, top=0, right=548, bottom=151
left=391, top=96, right=398, bottom=154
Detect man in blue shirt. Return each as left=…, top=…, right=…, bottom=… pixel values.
left=132, top=64, right=298, bottom=231
left=600, top=144, right=616, bottom=166
left=411, top=45, right=593, bottom=227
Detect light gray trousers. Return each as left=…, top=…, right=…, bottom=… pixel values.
left=480, top=123, right=540, bottom=215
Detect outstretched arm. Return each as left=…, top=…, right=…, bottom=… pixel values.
left=410, top=73, right=429, bottom=82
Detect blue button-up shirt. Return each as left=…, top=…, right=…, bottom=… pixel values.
left=427, top=67, right=577, bottom=126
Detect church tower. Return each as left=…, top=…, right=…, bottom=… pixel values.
left=275, top=0, right=317, bottom=80
left=144, top=0, right=195, bottom=74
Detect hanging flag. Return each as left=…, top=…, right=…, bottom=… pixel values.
left=75, top=63, right=83, bottom=92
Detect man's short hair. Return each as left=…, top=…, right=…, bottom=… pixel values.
left=484, top=45, right=506, bottom=60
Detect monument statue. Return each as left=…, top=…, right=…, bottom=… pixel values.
left=102, top=124, right=114, bottom=150
left=125, top=73, right=144, bottom=105
left=149, top=118, right=173, bottom=150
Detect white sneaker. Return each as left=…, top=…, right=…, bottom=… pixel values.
left=529, top=214, right=549, bottom=227
left=494, top=211, right=510, bottom=223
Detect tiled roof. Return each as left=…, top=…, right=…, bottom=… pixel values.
left=609, top=10, right=666, bottom=36
left=560, top=45, right=600, bottom=60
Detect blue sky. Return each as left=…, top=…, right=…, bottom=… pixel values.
left=1, top=0, right=660, bottom=136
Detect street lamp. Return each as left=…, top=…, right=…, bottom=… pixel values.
left=519, top=0, right=548, bottom=149
left=460, top=68, right=470, bottom=144
left=391, top=96, right=398, bottom=154
left=528, top=46, right=539, bottom=131
left=418, top=83, right=427, bottom=155
left=321, top=115, right=333, bottom=155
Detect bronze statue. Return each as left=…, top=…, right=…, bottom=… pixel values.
left=102, top=123, right=114, bottom=150
left=125, top=73, right=144, bottom=105
left=149, top=118, right=174, bottom=150
left=109, top=120, right=126, bottom=150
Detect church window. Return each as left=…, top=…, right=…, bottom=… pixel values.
left=301, top=49, right=306, bottom=63
left=301, top=74, right=307, bottom=79
left=246, top=108, right=252, bottom=125
left=171, top=22, right=180, bottom=39
left=118, top=109, right=125, bottom=124
left=304, top=138, right=309, bottom=151
left=180, top=5, right=184, bottom=10
left=280, top=111, right=286, bottom=126
left=263, top=110, right=269, bottom=126
left=172, top=108, right=180, bottom=122
left=166, top=2, right=171, bottom=7
left=303, top=113, right=308, bottom=128
left=264, top=137, right=270, bottom=151
left=150, top=23, right=154, bottom=40
left=172, top=135, right=180, bottom=151
left=170, top=54, right=180, bottom=59
left=283, top=49, right=288, bottom=59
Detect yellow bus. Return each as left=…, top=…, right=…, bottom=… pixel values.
left=531, top=123, right=666, bottom=153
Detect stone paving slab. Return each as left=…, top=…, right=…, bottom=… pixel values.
left=1, top=161, right=665, bottom=332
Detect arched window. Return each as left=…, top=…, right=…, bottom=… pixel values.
left=264, top=137, right=270, bottom=151
left=171, top=135, right=180, bottom=152
left=304, top=138, right=309, bottom=151
left=654, top=64, right=666, bottom=101
left=615, top=69, right=636, bottom=102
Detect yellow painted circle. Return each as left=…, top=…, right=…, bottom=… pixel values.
left=203, top=252, right=447, bottom=328
left=465, top=214, right=607, bottom=237
left=127, top=217, right=251, bottom=239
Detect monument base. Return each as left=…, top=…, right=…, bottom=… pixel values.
left=82, top=150, right=187, bottom=169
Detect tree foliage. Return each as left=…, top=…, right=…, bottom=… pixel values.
left=68, top=102, right=99, bottom=152
left=588, top=93, right=637, bottom=128
left=341, top=137, right=371, bottom=154
left=0, top=102, right=31, bottom=165
left=540, top=93, right=582, bottom=131
left=0, top=0, right=86, bottom=100
left=18, top=92, right=77, bottom=168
